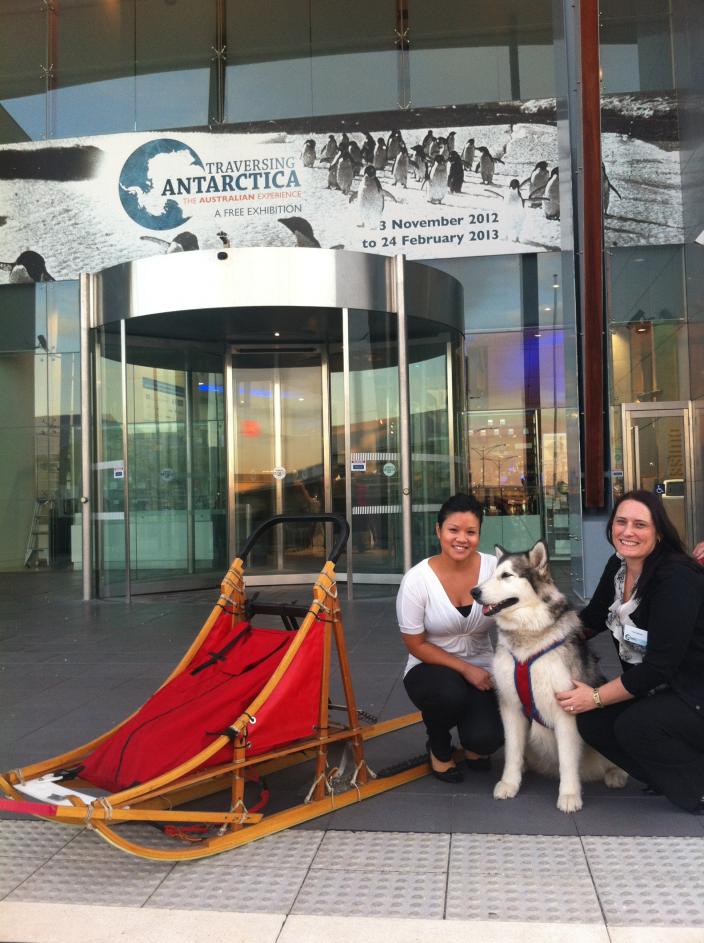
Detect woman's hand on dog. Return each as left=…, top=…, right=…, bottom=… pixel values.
left=556, top=679, right=594, bottom=713
left=462, top=664, right=494, bottom=691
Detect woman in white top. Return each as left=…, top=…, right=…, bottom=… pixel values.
left=398, top=494, right=503, bottom=783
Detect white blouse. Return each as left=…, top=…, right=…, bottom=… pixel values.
left=397, top=553, right=497, bottom=677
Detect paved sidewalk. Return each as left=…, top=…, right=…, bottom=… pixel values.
left=1, top=571, right=703, bottom=941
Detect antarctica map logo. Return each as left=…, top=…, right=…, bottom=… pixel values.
left=118, top=138, right=202, bottom=230
left=118, top=136, right=301, bottom=230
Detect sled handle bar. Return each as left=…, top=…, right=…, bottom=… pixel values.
left=237, top=514, right=350, bottom=566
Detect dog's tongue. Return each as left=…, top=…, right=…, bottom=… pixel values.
left=482, top=604, right=492, bottom=616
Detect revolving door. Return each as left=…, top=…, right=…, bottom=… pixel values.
left=83, top=248, right=465, bottom=598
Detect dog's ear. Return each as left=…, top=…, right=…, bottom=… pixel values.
left=494, top=544, right=508, bottom=561
left=529, top=540, right=549, bottom=572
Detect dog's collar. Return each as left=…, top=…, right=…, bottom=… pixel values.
left=511, top=637, right=568, bottom=728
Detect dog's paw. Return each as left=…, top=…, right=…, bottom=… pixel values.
left=494, top=779, right=520, bottom=800
left=604, top=766, right=628, bottom=789
left=557, top=792, right=583, bottom=813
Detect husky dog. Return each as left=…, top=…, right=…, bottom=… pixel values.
left=471, top=541, right=628, bottom=812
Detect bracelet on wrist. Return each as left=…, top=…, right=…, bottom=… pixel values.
left=592, top=687, right=605, bottom=709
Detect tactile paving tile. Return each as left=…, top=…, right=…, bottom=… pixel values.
left=7, top=830, right=173, bottom=907
left=0, top=821, right=81, bottom=898
left=0, top=820, right=79, bottom=861
left=446, top=834, right=602, bottom=923
left=313, top=830, right=449, bottom=873
left=583, top=836, right=704, bottom=926
left=147, top=865, right=306, bottom=913
left=292, top=868, right=446, bottom=918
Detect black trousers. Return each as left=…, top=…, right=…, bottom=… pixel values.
left=577, top=691, right=704, bottom=812
left=403, top=662, right=504, bottom=762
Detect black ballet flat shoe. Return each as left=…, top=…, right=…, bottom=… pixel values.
left=642, top=784, right=662, bottom=796
left=431, top=765, right=464, bottom=784
left=463, top=755, right=491, bottom=772
left=426, top=740, right=463, bottom=784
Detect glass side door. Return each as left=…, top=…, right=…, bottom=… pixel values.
left=230, top=348, right=326, bottom=575
left=622, top=403, right=694, bottom=547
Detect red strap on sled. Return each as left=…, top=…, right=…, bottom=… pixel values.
left=0, top=799, right=59, bottom=817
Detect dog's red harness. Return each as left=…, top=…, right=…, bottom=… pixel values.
left=512, top=638, right=567, bottom=728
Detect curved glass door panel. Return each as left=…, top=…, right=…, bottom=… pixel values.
left=125, top=342, right=226, bottom=589
left=94, top=329, right=126, bottom=597
left=331, top=310, right=402, bottom=581
left=407, top=326, right=466, bottom=561
left=231, top=349, right=325, bottom=574
left=94, top=335, right=226, bottom=596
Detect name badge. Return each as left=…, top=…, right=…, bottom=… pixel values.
left=623, top=623, right=648, bottom=648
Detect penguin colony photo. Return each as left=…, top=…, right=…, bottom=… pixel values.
left=289, top=124, right=565, bottom=252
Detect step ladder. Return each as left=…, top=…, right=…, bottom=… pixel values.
left=24, top=496, right=52, bottom=568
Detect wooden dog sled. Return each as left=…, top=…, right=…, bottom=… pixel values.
left=0, top=515, right=426, bottom=860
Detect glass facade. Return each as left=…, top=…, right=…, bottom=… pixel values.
left=1, top=1, right=701, bottom=598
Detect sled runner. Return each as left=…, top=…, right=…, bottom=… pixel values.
left=0, top=515, right=426, bottom=860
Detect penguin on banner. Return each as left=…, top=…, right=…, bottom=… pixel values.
left=447, top=151, right=464, bottom=194
left=336, top=143, right=355, bottom=195
left=320, top=135, right=338, bottom=164
left=475, top=147, right=504, bottom=185
left=349, top=165, right=398, bottom=228
left=373, top=138, right=388, bottom=172
left=279, top=217, right=321, bottom=248
left=302, top=139, right=316, bottom=168
left=521, top=161, right=550, bottom=207
left=362, top=132, right=376, bottom=165
left=424, top=155, right=448, bottom=205
left=485, top=179, right=526, bottom=242
left=392, top=144, right=409, bottom=188
left=530, top=167, right=560, bottom=220
left=0, top=250, right=54, bottom=283
left=410, top=145, right=427, bottom=182
left=461, top=138, right=476, bottom=170
left=140, top=231, right=199, bottom=253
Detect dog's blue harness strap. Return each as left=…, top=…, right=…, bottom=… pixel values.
left=512, top=637, right=567, bottom=728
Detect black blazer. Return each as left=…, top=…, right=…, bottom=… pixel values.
left=580, top=552, right=704, bottom=714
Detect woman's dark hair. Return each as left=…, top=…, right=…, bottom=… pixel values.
left=437, top=493, right=484, bottom=528
left=606, top=489, right=699, bottom=598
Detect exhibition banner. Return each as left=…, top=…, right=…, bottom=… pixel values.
left=0, top=96, right=683, bottom=282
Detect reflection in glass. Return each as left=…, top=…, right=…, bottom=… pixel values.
left=232, top=349, right=324, bottom=574
left=0, top=284, right=81, bottom=576
left=331, top=310, right=402, bottom=577
left=0, top=3, right=46, bottom=142
left=410, top=0, right=554, bottom=106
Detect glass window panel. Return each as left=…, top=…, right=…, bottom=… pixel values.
left=599, top=0, right=674, bottom=93
left=0, top=281, right=82, bottom=575
left=426, top=255, right=522, bottom=332
left=50, top=0, right=136, bottom=138
left=410, top=0, right=553, bottom=107
left=225, top=0, right=312, bottom=123
left=607, top=246, right=688, bottom=404
left=310, top=0, right=398, bottom=116
left=0, top=3, right=47, bottom=142
left=135, top=0, right=214, bottom=131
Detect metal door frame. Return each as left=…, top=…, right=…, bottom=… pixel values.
left=621, top=401, right=695, bottom=543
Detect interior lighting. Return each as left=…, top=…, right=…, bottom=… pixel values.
left=635, top=326, right=648, bottom=333
left=274, top=332, right=280, bottom=337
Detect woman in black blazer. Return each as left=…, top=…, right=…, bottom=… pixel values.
left=556, top=490, right=704, bottom=813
